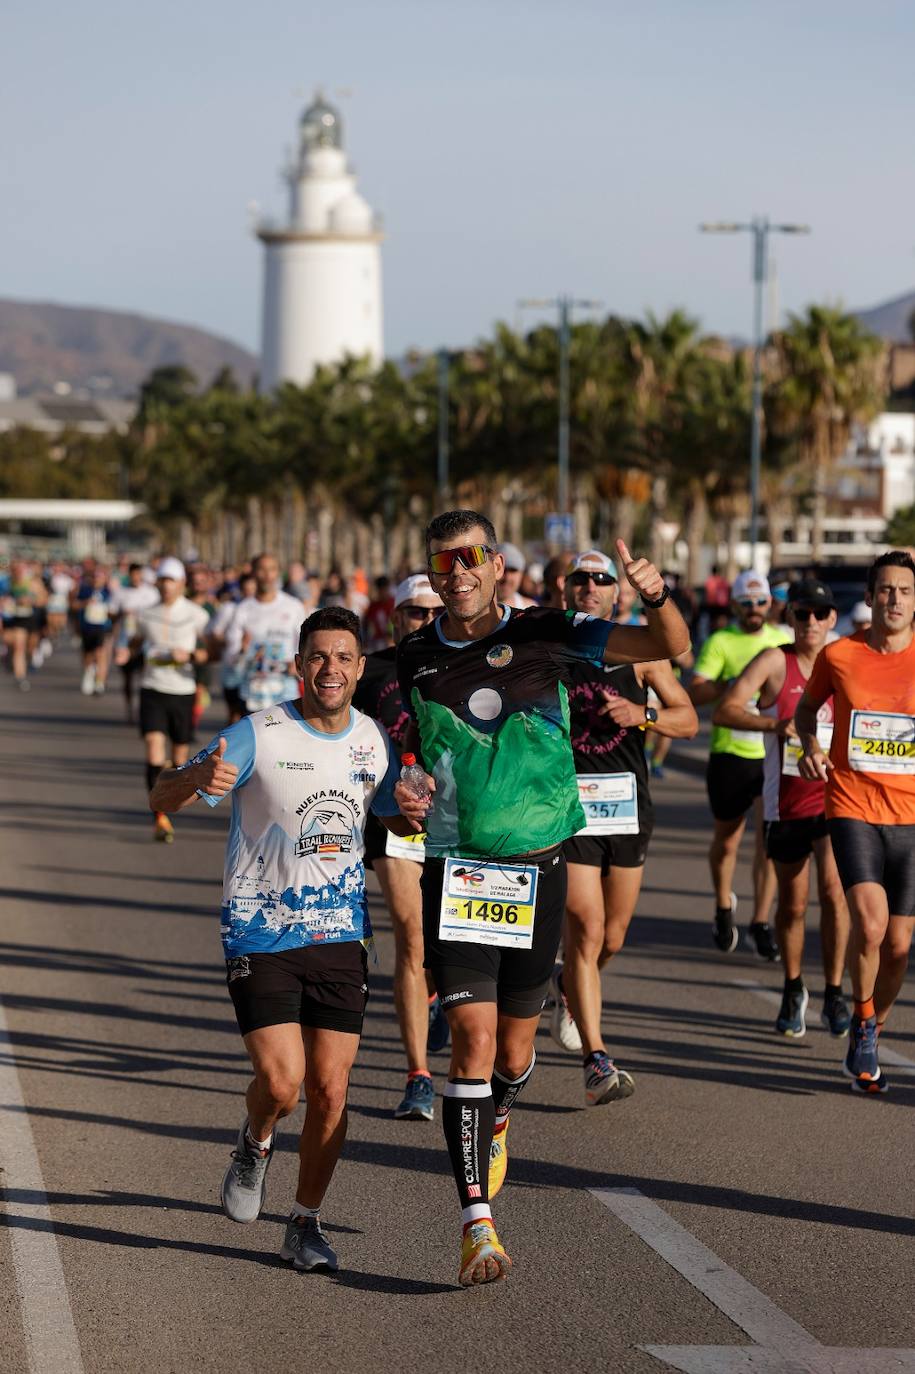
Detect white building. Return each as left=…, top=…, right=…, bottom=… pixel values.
left=257, top=94, right=384, bottom=391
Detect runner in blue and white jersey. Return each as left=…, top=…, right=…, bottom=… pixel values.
left=151, top=606, right=406, bottom=1273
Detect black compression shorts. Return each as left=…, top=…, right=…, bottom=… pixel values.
left=828, top=818, right=915, bottom=917
left=562, top=827, right=652, bottom=871
left=706, top=753, right=764, bottom=822
left=421, top=847, right=566, bottom=1018
left=765, top=814, right=830, bottom=866
left=226, top=942, right=369, bottom=1037
left=139, top=688, right=195, bottom=745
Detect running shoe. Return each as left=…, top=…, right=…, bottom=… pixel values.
left=584, top=1051, right=635, bottom=1106
left=843, top=1014, right=883, bottom=1092
left=775, top=985, right=809, bottom=1038
left=393, top=1073, right=435, bottom=1121
left=280, top=1214, right=338, bottom=1271
left=549, top=965, right=582, bottom=1053
left=459, top=1220, right=511, bottom=1287
left=488, top=1120, right=509, bottom=1199
left=220, top=1119, right=274, bottom=1223
left=744, top=922, right=780, bottom=962
left=427, top=995, right=451, bottom=1054
left=80, top=666, right=95, bottom=695
left=153, top=813, right=174, bottom=844
left=713, top=892, right=739, bottom=952
left=650, top=762, right=665, bottom=780
left=850, top=1068, right=889, bottom=1096
left=820, top=993, right=851, bottom=1038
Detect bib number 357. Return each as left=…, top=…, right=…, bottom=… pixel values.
left=438, top=857, right=539, bottom=950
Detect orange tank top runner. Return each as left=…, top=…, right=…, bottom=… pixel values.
left=803, top=630, right=915, bottom=826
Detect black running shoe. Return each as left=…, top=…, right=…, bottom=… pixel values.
left=744, top=922, right=780, bottom=962
left=713, top=892, right=738, bottom=952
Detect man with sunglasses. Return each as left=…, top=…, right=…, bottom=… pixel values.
left=796, top=550, right=915, bottom=1095
left=353, top=574, right=451, bottom=1120
left=690, top=570, right=791, bottom=958
left=713, top=580, right=850, bottom=1038
left=555, top=550, right=698, bottom=1102
left=394, top=510, right=689, bottom=1286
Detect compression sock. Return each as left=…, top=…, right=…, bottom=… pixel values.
left=854, top=997, right=876, bottom=1022
left=442, top=1079, right=494, bottom=1228
left=146, top=763, right=163, bottom=794
left=784, top=975, right=804, bottom=994
left=491, top=1052, right=536, bottom=1135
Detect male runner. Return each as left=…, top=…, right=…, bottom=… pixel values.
left=112, top=563, right=159, bottom=724
left=555, top=550, right=698, bottom=1102
left=394, top=510, right=689, bottom=1286
left=150, top=607, right=404, bottom=1270
left=796, top=550, right=915, bottom=1094
left=76, top=564, right=115, bottom=696
left=132, top=558, right=210, bottom=844
left=714, top=580, right=850, bottom=1038
left=214, top=553, right=305, bottom=715
left=689, top=571, right=791, bottom=958
left=353, top=572, right=450, bottom=1121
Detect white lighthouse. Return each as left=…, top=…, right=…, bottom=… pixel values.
left=257, top=94, right=384, bottom=391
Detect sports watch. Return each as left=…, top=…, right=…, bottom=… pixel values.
left=644, top=706, right=659, bottom=726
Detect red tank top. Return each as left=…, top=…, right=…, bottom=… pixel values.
left=762, top=646, right=834, bottom=821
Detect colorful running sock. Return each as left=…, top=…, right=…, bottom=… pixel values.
left=442, top=1079, right=494, bottom=1226
left=854, top=997, right=876, bottom=1021
left=492, top=1052, right=536, bottom=1131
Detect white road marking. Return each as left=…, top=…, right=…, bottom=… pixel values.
left=0, top=995, right=85, bottom=1374
left=591, top=1187, right=915, bottom=1374
left=734, top=979, right=915, bottom=1075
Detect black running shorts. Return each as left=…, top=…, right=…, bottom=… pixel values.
left=139, top=688, right=195, bottom=744
left=828, top=818, right=915, bottom=917
left=81, top=626, right=110, bottom=652
left=421, top=846, right=566, bottom=1018
left=562, top=827, right=652, bottom=871
left=362, top=811, right=388, bottom=870
left=706, top=753, right=764, bottom=822
left=226, top=942, right=369, bottom=1037
left=765, top=814, right=830, bottom=866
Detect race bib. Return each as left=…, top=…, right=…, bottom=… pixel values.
left=146, top=644, right=176, bottom=666
left=783, top=724, right=834, bottom=777
left=848, top=711, right=915, bottom=775
left=84, top=600, right=109, bottom=625
left=438, top=857, right=539, bottom=950
left=575, top=773, right=640, bottom=835
left=384, top=830, right=426, bottom=863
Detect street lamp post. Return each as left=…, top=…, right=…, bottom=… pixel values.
left=518, top=294, right=601, bottom=516
left=700, top=218, right=810, bottom=566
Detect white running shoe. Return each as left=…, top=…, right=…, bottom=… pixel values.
left=80, top=666, right=96, bottom=696
left=549, top=966, right=583, bottom=1053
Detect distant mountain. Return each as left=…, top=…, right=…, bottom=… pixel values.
left=854, top=289, right=915, bottom=344
left=0, top=298, right=258, bottom=397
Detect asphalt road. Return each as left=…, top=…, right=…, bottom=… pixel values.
left=1, top=647, right=913, bottom=1374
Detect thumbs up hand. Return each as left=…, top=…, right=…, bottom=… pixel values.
left=198, top=737, right=238, bottom=797
left=615, top=539, right=665, bottom=603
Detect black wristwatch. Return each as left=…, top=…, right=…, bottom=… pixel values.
left=641, top=585, right=670, bottom=610
left=644, top=706, right=659, bottom=727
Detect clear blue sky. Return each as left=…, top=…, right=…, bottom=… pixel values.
left=2, top=0, right=913, bottom=357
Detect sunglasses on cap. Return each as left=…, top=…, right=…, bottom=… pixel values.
left=428, top=544, right=493, bottom=575
left=737, top=597, right=769, bottom=609
left=569, top=570, right=616, bottom=587
left=791, top=605, right=832, bottom=622
left=400, top=604, right=438, bottom=620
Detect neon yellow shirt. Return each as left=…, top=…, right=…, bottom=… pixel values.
left=695, top=623, right=792, bottom=758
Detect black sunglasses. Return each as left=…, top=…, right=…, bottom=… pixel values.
left=569, top=571, right=616, bottom=587
left=791, top=605, right=832, bottom=622
left=400, top=604, right=438, bottom=619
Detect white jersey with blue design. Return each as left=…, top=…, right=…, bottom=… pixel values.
left=192, top=701, right=399, bottom=958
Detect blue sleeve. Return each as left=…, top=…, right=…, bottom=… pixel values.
left=182, top=717, right=256, bottom=807
left=370, top=735, right=401, bottom=817
left=562, top=611, right=614, bottom=666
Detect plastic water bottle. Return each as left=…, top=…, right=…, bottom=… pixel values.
left=400, top=753, right=431, bottom=801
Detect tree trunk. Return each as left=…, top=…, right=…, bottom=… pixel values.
left=683, top=481, right=708, bottom=589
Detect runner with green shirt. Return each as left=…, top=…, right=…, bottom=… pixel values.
left=689, top=570, right=792, bottom=957
left=394, top=509, right=689, bottom=1286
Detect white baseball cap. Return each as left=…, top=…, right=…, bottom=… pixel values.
left=732, top=570, right=771, bottom=600
left=851, top=600, right=872, bottom=625
left=393, top=574, right=442, bottom=609
left=568, top=549, right=618, bottom=579
left=495, top=541, right=526, bottom=572
left=156, top=557, right=186, bottom=582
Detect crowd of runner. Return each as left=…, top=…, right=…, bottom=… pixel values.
left=4, top=525, right=911, bottom=1285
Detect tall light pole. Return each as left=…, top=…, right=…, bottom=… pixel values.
left=518, top=295, right=601, bottom=515
left=700, top=218, right=810, bottom=565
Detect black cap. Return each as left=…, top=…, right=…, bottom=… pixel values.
left=788, top=578, right=836, bottom=609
